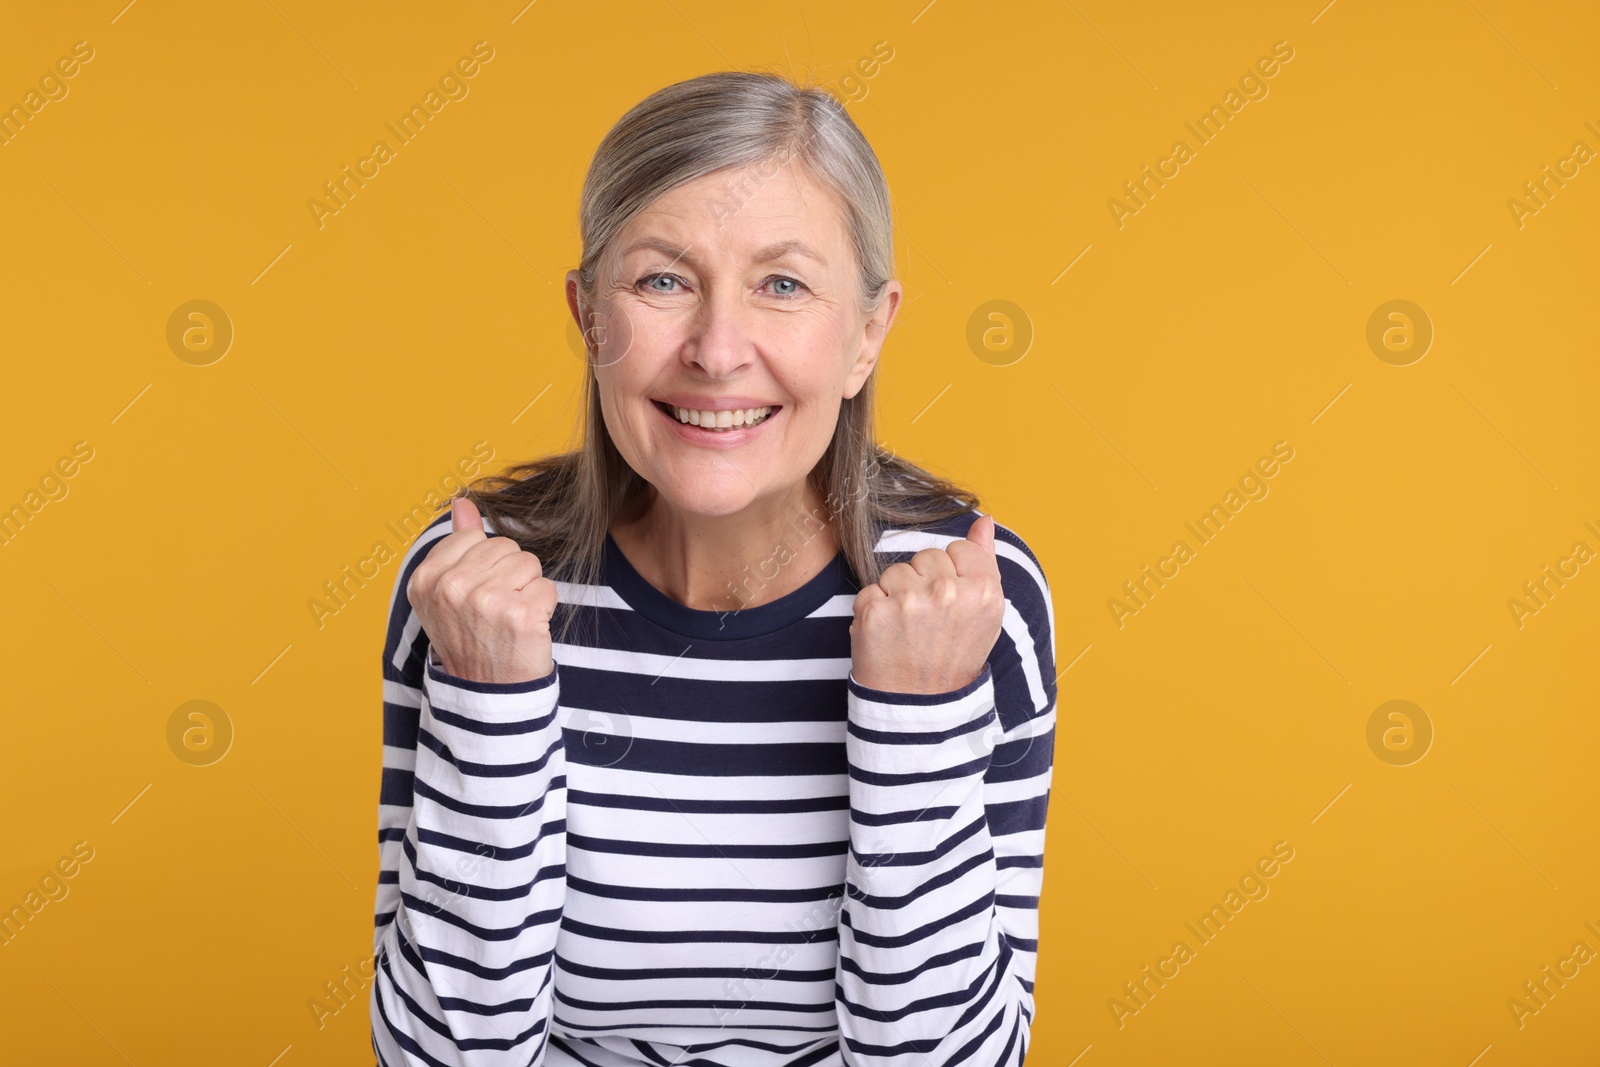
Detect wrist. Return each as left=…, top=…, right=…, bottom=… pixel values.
left=427, top=645, right=556, bottom=689
left=847, top=661, right=993, bottom=704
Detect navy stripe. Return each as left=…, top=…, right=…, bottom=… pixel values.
left=568, top=788, right=849, bottom=815
left=555, top=953, right=836, bottom=983
left=565, top=874, right=846, bottom=904
left=562, top=735, right=848, bottom=777
left=560, top=917, right=841, bottom=946
left=566, top=832, right=847, bottom=861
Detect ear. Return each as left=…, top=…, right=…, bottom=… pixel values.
left=565, top=270, right=590, bottom=351
left=842, top=280, right=902, bottom=401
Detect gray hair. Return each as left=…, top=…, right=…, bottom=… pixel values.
left=576, top=70, right=894, bottom=318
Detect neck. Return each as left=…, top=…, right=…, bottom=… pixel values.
left=610, top=480, right=841, bottom=613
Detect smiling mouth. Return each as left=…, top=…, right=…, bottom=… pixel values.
left=652, top=399, right=780, bottom=432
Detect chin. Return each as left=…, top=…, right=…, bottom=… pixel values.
left=652, top=476, right=759, bottom=517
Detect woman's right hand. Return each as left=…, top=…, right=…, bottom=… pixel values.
left=406, top=496, right=558, bottom=685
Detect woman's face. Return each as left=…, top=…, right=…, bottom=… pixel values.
left=567, top=160, right=900, bottom=519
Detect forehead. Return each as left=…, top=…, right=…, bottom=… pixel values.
left=616, top=160, right=849, bottom=266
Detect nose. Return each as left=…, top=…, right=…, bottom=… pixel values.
left=682, top=284, right=753, bottom=379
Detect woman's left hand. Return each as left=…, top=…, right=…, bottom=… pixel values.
left=849, top=514, right=1006, bottom=695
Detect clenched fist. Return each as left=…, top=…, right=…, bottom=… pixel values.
left=849, top=514, right=1005, bottom=695
left=405, top=497, right=558, bottom=685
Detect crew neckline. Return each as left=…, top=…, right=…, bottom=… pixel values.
left=601, top=530, right=851, bottom=640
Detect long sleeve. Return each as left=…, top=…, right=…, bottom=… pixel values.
left=835, top=525, right=1057, bottom=1067
left=370, top=517, right=569, bottom=1066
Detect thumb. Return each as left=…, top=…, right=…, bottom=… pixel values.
left=451, top=496, right=484, bottom=533
left=967, top=513, right=996, bottom=553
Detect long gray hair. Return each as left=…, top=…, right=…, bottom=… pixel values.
left=457, top=70, right=979, bottom=645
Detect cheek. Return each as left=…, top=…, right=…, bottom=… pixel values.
left=592, top=300, right=650, bottom=366
left=779, top=393, right=844, bottom=454
left=595, top=380, right=647, bottom=453
left=595, top=364, right=686, bottom=470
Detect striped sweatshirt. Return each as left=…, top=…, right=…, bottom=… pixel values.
left=371, top=501, right=1058, bottom=1067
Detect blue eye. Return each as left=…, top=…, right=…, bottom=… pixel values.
left=767, top=275, right=806, bottom=298
left=639, top=273, right=681, bottom=292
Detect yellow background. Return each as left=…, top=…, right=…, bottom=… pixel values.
left=3, top=0, right=1597, bottom=1063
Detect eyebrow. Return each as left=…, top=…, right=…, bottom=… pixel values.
left=621, top=236, right=828, bottom=269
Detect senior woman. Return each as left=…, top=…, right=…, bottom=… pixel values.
left=370, top=71, right=1057, bottom=1067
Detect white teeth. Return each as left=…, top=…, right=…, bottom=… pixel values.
left=668, top=404, right=773, bottom=430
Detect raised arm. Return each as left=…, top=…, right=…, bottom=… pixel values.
left=836, top=516, right=1057, bottom=1065
left=370, top=501, right=569, bottom=1065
